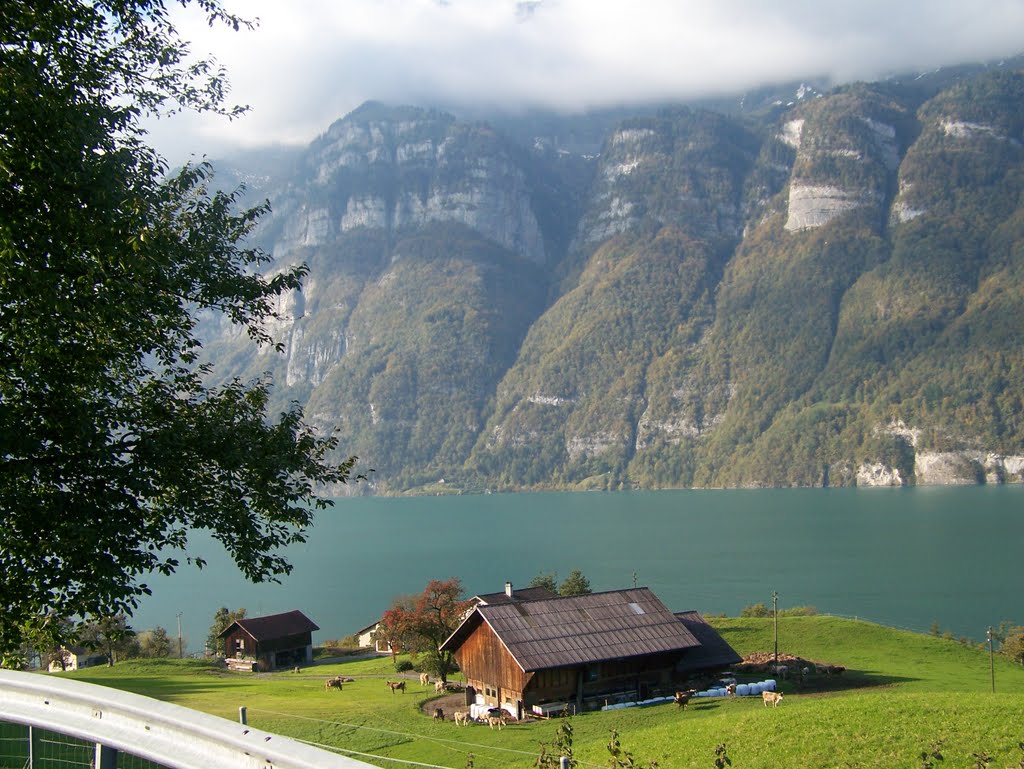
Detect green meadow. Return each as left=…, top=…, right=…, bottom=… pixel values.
left=66, top=617, right=1024, bottom=769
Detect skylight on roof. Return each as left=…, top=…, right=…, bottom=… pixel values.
left=628, top=602, right=645, bottom=615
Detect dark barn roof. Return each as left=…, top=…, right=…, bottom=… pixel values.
left=219, top=610, right=319, bottom=642
left=673, top=611, right=742, bottom=671
left=473, top=586, right=558, bottom=605
left=442, top=588, right=700, bottom=672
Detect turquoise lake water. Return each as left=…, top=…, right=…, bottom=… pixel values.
left=132, top=486, right=1024, bottom=653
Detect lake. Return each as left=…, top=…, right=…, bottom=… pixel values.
left=132, top=486, right=1024, bottom=654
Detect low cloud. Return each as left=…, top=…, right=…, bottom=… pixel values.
left=146, top=0, right=1024, bottom=162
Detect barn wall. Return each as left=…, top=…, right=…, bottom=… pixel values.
left=222, top=628, right=254, bottom=658
left=453, top=622, right=531, bottom=706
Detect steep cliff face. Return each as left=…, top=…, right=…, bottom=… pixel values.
left=204, top=69, right=1024, bottom=493
left=264, top=104, right=547, bottom=264
left=468, top=110, right=758, bottom=486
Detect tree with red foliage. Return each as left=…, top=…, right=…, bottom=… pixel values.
left=382, top=578, right=473, bottom=681
left=376, top=595, right=416, bottom=662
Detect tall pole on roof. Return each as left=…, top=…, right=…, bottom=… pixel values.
left=772, top=591, right=778, bottom=673
left=176, top=612, right=183, bottom=659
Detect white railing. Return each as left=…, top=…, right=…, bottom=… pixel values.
left=0, top=669, right=373, bottom=769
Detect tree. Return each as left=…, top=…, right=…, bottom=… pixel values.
left=79, top=615, right=139, bottom=665
left=0, top=1, right=356, bottom=661
left=1001, top=626, right=1024, bottom=665
left=528, top=572, right=559, bottom=593
left=206, top=607, right=247, bottom=657
left=384, top=578, right=474, bottom=682
left=559, top=569, right=592, bottom=596
left=138, top=626, right=174, bottom=658
left=376, top=596, right=417, bottom=662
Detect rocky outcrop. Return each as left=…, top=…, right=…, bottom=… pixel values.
left=856, top=463, right=905, bottom=487
left=268, top=106, right=547, bottom=264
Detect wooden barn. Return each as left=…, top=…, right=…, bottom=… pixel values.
left=218, top=610, right=319, bottom=672
left=440, top=588, right=738, bottom=718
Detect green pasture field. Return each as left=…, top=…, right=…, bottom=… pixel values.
left=66, top=617, right=1024, bottom=769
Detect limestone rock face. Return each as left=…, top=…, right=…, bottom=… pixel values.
left=856, top=463, right=905, bottom=487
left=267, top=105, right=547, bottom=265
left=783, top=88, right=907, bottom=232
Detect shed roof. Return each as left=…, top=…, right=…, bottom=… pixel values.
left=442, top=588, right=700, bottom=672
left=218, top=610, right=319, bottom=642
left=673, top=611, right=742, bottom=671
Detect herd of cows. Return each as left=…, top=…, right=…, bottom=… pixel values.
left=319, top=669, right=787, bottom=726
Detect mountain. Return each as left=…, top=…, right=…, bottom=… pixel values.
left=202, top=65, right=1024, bottom=493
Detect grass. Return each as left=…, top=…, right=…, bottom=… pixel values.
left=63, top=617, right=1024, bottom=769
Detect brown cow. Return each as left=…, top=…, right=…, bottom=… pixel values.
left=325, top=677, right=343, bottom=691
left=487, top=714, right=505, bottom=730
left=386, top=680, right=406, bottom=694
left=762, top=690, right=783, bottom=708
left=433, top=707, right=444, bottom=721
left=419, top=672, right=431, bottom=686
left=453, top=711, right=470, bottom=726
left=434, top=680, right=446, bottom=693
left=674, top=689, right=698, bottom=709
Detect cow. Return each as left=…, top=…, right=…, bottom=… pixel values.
left=725, top=683, right=737, bottom=697
left=770, top=664, right=789, bottom=680
left=435, top=680, right=446, bottom=693
left=762, top=690, right=783, bottom=708
left=487, top=714, right=505, bottom=730
left=433, top=707, right=444, bottom=721
left=673, top=690, right=695, bottom=709
left=453, top=711, right=470, bottom=726
left=325, top=677, right=343, bottom=691
left=386, top=680, right=406, bottom=694
left=420, top=672, right=430, bottom=686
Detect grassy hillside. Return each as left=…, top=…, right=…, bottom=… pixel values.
left=62, top=617, right=1024, bottom=769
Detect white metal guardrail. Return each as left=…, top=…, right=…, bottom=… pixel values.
left=0, top=669, right=374, bottom=769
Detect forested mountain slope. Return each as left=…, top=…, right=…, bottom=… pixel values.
left=204, top=66, right=1024, bottom=492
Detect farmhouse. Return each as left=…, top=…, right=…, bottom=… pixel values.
left=47, top=646, right=108, bottom=672
left=440, top=587, right=739, bottom=718
left=354, top=620, right=392, bottom=654
left=218, top=610, right=319, bottom=672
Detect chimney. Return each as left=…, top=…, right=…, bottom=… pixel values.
left=505, top=581, right=513, bottom=598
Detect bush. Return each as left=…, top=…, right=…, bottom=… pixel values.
left=779, top=605, right=818, bottom=617
left=395, top=659, right=414, bottom=672
left=740, top=603, right=770, bottom=618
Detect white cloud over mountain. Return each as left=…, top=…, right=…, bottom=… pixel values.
left=146, top=0, right=1024, bottom=161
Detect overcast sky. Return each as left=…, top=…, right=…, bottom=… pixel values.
left=147, top=0, right=1024, bottom=163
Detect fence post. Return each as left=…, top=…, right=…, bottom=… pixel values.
left=95, top=743, right=118, bottom=769
left=239, top=706, right=247, bottom=725
left=560, top=756, right=569, bottom=769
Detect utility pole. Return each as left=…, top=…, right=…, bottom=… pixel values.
left=987, top=626, right=995, bottom=693
left=773, top=591, right=779, bottom=673
left=176, top=612, right=183, bottom=659
left=632, top=571, right=638, bottom=589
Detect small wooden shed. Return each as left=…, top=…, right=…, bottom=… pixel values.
left=219, top=610, right=319, bottom=672
left=440, top=588, right=721, bottom=718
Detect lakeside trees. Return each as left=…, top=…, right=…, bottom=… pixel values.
left=0, top=1, right=354, bottom=663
